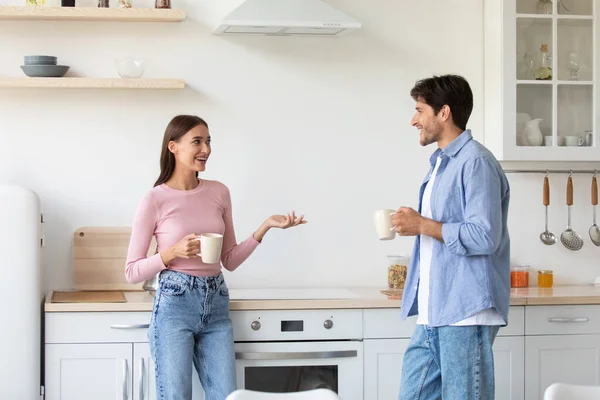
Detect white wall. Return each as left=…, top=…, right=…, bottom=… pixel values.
left=0, top=0, right=596, bottom=291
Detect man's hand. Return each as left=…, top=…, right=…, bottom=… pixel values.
left=391, top=207, right=424, bottom=236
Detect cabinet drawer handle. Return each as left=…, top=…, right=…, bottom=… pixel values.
left=110, top=324, right=150, bottom=330
left=123, top=359, right=129, bottom=400
left=139, top=358, right=145, bottom=400
left=235, top=350, right=357, bottom=360
left=548, top=317, right=590, bottom=323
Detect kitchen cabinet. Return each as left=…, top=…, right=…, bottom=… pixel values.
left=363, top=337, right=525, bottom=400
left=484, top=0, right=600, bottom=161
left=44, top=312, right=205, bottom=400
left=363, top=338, right=408, bottom=400
left=45, top=343, right=205, bottom=400
left=525, top=334, right=600, bottom=399
left=45, top=343, right=133, bottom=400
left=45, top=304, right=600, bottom=400
left=134, top=343, right=205, bottom=400
left=362, top=307, right=525, bottom=400
left=524, top=305, right=600, bottom=399
left=134, top=344, right=152, bottom=400
left=493, top=337, right=526, bottom=400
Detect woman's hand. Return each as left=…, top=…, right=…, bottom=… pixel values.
left=266, top=211, right=306, bottom=229
left=160, top=233, right=199, bottom=266
left=253, top=211, right=307, bottom=242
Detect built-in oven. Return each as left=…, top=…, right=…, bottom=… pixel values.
left=230, top=308, right=363, bottom=399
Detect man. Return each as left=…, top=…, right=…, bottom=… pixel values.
left=392, top=74, right=510, bottom=400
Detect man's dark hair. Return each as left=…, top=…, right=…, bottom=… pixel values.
left=410, top=74, right=473, bottom=131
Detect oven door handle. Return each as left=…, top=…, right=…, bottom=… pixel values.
left=235, top=350, right=357, bottom=360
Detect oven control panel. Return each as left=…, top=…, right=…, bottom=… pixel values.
left=231, top=309, right=362, bottom=342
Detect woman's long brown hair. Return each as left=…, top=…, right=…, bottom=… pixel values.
left=154, top=115, right=209, bottom=187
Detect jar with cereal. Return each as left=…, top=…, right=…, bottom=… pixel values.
left=387, top=255, right=409, bottom=290
left=155, top=0, right=171, bottom=8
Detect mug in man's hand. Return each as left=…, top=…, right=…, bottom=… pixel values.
left=374, top=209, right=396, bottom=240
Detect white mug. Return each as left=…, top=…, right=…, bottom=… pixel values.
left=543, top=136, right=554, bottom=146
left=195, top=233, right=223, bottom=264
left=374, top=209, right=396, bottom=240
left=564, top=136, right=584, bottom=147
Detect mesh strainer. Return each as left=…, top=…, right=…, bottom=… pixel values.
left=560, top=175, right=584, bottom=251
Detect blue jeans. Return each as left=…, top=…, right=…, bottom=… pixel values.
left=399, top=325, right=500, bottom=400
left=149, top=270, right=236, bottom=400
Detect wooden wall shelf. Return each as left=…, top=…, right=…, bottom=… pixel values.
left=0, top=77, right=185, bottom=89
left=0, top=6, right=185, bottom=22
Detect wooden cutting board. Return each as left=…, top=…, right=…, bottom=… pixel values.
left=51, top=290, right=126, bottom=303
left=73, top=227, right=156, bottom=291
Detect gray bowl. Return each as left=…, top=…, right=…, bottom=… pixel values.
left=24, top=55, right=57, bottom=66
left=20, top=65, right=69, bottom=77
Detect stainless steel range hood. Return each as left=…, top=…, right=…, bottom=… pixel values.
left=213, top=0, right=362, bottom=37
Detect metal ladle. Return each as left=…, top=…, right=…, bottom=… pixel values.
left=561, top=174, right=584, bottom=251
left=589, top=172, right=600, bottom=246
left=540, top=175, right=557, bottom=245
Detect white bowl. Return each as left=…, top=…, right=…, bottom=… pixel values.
left=114, top=57, right=145, bottom=78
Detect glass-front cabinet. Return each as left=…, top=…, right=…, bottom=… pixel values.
left=484, top=0, right=600, bottom=161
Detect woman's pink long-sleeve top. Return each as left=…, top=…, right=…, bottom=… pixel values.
left=125, top=179, right=260, bottom=284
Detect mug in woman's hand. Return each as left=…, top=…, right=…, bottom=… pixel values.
left=195, top=233, right=223, bottom=264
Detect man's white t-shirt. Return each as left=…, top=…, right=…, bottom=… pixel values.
left=416, top=156, right=504, bottom=326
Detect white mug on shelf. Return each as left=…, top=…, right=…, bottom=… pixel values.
left=564, top=136, right=585, bottom=147
left=543, top=136, right=554, bottom=146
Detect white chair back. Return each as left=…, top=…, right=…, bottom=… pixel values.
left=543, top=382, right=600, bottom=400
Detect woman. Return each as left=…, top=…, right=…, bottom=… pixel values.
left=125, top=115, right=306, bottom=400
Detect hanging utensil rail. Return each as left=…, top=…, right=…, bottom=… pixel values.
left=503, top=169, right=598, bottom=174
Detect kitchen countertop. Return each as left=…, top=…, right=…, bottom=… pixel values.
left=44, top=285, right=600, bottom=312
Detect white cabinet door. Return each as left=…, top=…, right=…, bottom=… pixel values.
left=484, top=0, right=600, bottom=161
left=525, top=334, right=600, bottom=400
left=364, top=336, right=524, bottom=400
left=133, top=343, right=204, bottom=400
left=133, top=344, right=152, bottom=400
left=363, top=339, right=409, bottom=400
left=45, top=343, right=133, bottom=400
left=493, top=336, right=525, bottom=400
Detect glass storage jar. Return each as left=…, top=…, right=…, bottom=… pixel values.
left=155, top=0, right=171, bottom=8
left=510, top=265, right=530, bottom=288
left=387, top=255, right=409, bottom=289
left=538, top=270, right=554, bottom=288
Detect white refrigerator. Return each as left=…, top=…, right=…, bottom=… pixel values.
left=0, top=184, right=44, bottom=399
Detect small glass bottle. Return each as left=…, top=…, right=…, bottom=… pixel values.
left=536, top=0, right=552, bottom=14
left=538, top=270, right=554, bottom=288
left=535, top=44, right=553, bottom=80
left=155, top=0, right=171, bottom=8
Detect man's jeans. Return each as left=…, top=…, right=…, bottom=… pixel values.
left=399, top=325, right=500, bottom=400
left=149, top=270, right=235, bottom=400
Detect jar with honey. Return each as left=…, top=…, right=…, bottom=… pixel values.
left=510, top=265, right=530, bottom=288
left=538, top=270, right=553, bottom=288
